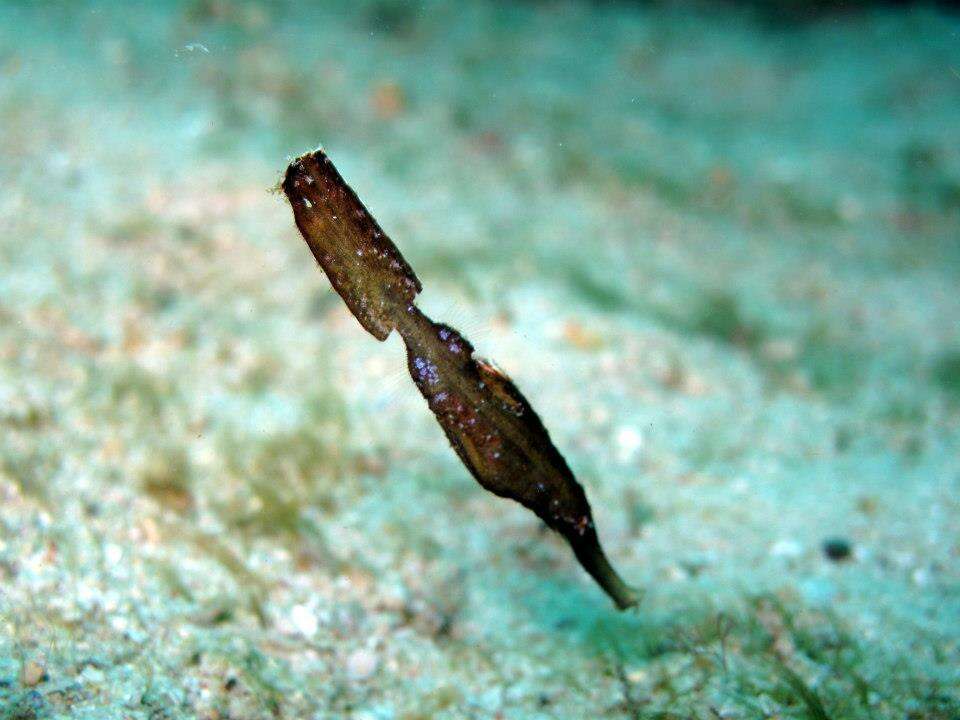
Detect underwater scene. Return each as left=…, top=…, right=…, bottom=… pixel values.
left=1, top=1, right=959, bottom=718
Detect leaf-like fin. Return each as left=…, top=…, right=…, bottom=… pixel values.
left=283, top=150, right=421, bottom=340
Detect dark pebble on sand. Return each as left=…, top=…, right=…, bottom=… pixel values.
left=822, top=537, right=852, bottom=561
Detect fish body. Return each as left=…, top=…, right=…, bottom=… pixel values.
left=283, top=149, right=637, bottom=610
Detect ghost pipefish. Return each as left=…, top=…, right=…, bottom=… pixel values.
left=282, top=149, right=638, bottom=610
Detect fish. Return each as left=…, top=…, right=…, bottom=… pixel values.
left=283, top=149, right=638, bottom=610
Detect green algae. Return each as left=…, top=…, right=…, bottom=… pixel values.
left=933, top=352, right=960, bottom=398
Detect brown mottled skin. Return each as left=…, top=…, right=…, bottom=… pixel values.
left=283, top=151, right=421, bottom=340
left=283, top=149, right=637, bottom=610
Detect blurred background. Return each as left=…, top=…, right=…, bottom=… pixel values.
left=1, top=1, right=958, bottom=718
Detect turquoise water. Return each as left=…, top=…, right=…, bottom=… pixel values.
left=1, top=1, right=958, bottom=718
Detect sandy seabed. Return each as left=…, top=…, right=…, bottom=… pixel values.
left=1, top=1, right=958, bottom=718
